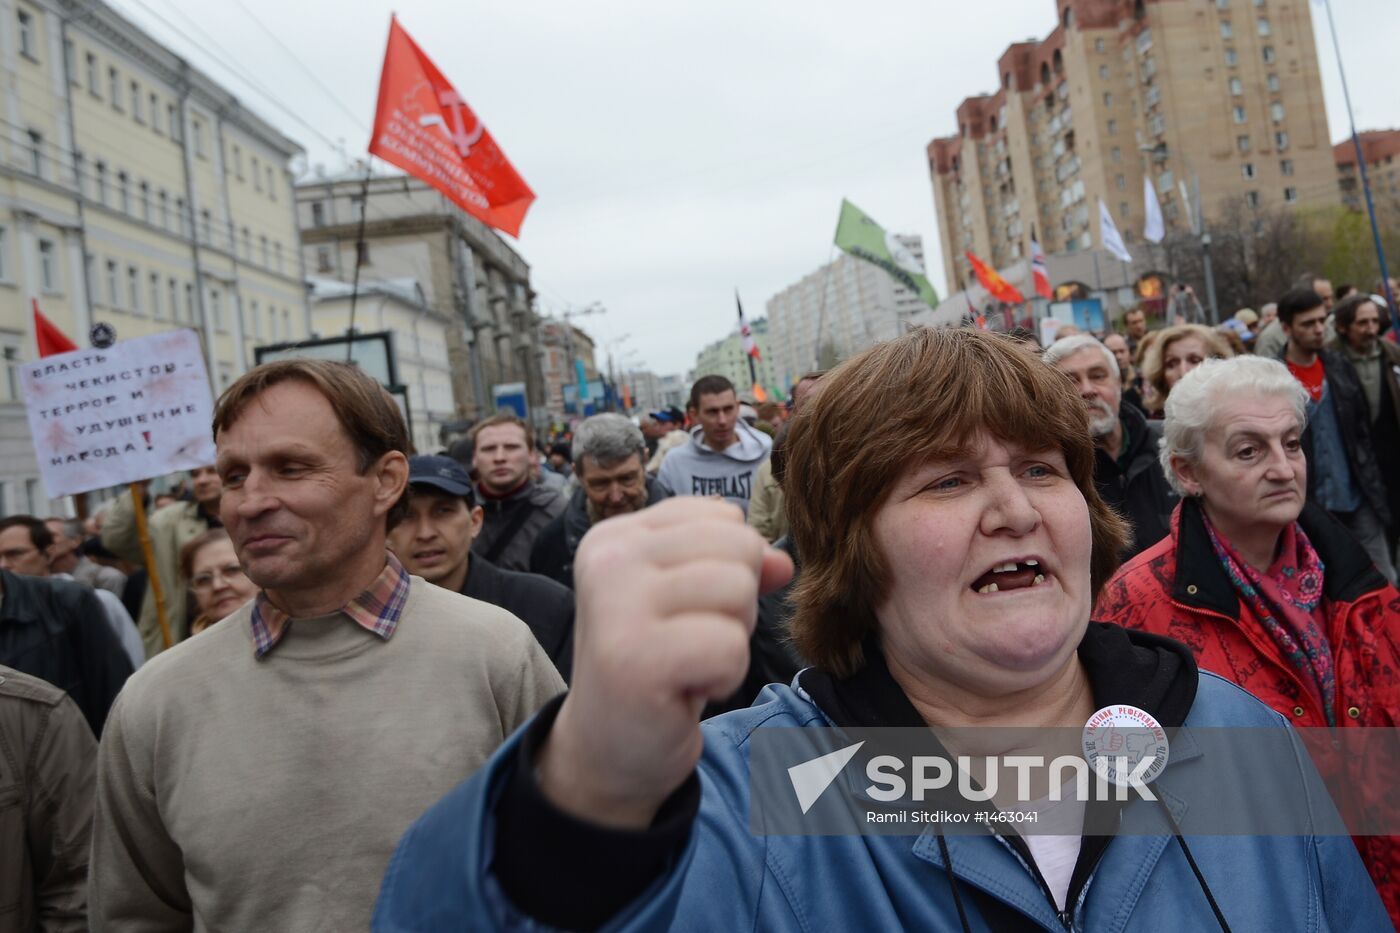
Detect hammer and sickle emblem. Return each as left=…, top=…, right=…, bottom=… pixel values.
left=418, top=89, right=485, bottom=158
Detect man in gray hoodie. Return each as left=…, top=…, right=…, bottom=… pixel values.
left=657, top=375, right=772, bottom=515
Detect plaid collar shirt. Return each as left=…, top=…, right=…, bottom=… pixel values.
left=248, top=552, right=411, bottom=657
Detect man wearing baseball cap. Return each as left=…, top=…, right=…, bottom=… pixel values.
left=389, top=455, right=575, bottom=679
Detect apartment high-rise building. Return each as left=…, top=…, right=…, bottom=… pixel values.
left=1335, top=130, right=1400, bottom=212
left=0, top=0, right=309, bottom=516
left=693, top=318, right=776, bottom=400
left=767, top=236, right=946, bottom=389
left=927, top=0, right=1336, bottom=295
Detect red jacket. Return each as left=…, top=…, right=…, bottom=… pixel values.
left=1096, top=497, right=1400, bottom=922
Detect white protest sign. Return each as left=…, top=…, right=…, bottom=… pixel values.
left=22, top=329, right=217, bottom=497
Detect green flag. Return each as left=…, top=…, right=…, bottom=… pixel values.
left=833, top=199, right=939, bottom=308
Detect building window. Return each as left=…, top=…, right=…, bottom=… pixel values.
left=200, top=209, right=211, bottom=243
left=275, top=241, right=284, bottom=271
left=310, top=202, right=325, bottom=226
left=1257, top=17, right=1270, bottom=36
left=1094, top=38, right=1105, bottom=53
left=139, top=182, right=150, bottom=222
left=1232, top=105, right=1246, bottom=124
left=1229, top=77, right=1243, bottom=95
left=127, top=266, right=139, bottom=312
left=1262, top=45, right=1275, bottom=63
left=95, top=162, right=107, bottom=204
left=27, top=130, right=42, bottom=177
left=104, top=260, right=117, bottom=305
left=168, top=278, right=178, bottom=321
left=118, top=172, right=130, bottom=213
left=1280, top=158, right=1293, bottom=176
left=149, top=272, right=161, bottom=318
left=85, top=52, right=98, bottom=96
left=1115, top=174, right=1126, bottom=189
left=267, top=166, right=276, bottom=200
left=355, top=240, right=369, bottom=266
left=158, top=190, right=169, bottom=228
left=1270, top=101, right=1285, bottom=122
left=3, top=345, right=19, bottom=401
left=184, top=283, right=194, bottom=322
left=1220, top=21, right=1232, bottom=39
left=1107, top=118, right=1117, bottom=135
left=192, top=120, right=206, bottom=157
left=1245, top=190, right=1260, bottom=208
left=210, top=289, right=224, bottom=330
left=150, top=93, right=161, bottom=133
left=38, top=240, right=55, bottom=291
left=1111, top=146, right=1122, bottom=163
left=1149, top=114, right=1165, bottom=135
left=108, top=66, right=120, bottom=110
left=175, top=197, right=186, bottom=236
left=168, top=103, right=180, bottom=141
left=316, top=246, right=332, bottom=272
left=17, top=10, right=35, bottom=60
left=1266, top=73, right=1279, bottom=92
left=1282, top=187, right=1297, bottom=202
left=63, top=39, right=75, bottom=82
left=250, top=299, right=261, bottom=339
left=1237, top=134, right=1251, bottom=153
left=73, top=151, right=84, bottom=196
left=252, top=157, right=262, bottom=191
left=232, top=144, right=242, bottom=178
left=1102, top=92, right=1113, bottom=107
left=1224, top=48, right=1237, bottom=66
left=1216, top=0, right=1229, bottom=8
left=260, top=235, right=268, bottom=266
left=1242, top=163, right=1255, bottom=179
left=130, top=80, right=143, bottom=122
left=1274, top=130, right=1289, bottom=150
left=1098, top=65, right=1109, bottom=79
left=241, top=227, right=250, bottom=258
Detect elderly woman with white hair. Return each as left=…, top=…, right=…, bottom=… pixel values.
left=1097, top=354, right=1400, bottom=922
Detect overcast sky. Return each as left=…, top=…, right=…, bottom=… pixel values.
left=108, top=0, right=1399, bottom=378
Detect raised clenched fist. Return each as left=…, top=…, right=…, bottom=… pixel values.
left=537, top=497, right=794, bottom=829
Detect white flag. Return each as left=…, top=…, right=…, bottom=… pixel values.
left=1142, top=176, right=1165, bottom=244
left=1099, top=199, right=1133, bottom=263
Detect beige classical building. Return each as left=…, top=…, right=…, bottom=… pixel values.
left=1335, top=130, right=1400, bottom=213
left=296, top=172, right=546, bottom=428
left=927, top=0, right=1337, bottom=295
left=0, top=0, right=308, bottom=517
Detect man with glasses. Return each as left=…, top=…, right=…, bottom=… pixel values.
left=0, top=516, right=134, bottom=736
left=531, top=413, right=671, bottom=589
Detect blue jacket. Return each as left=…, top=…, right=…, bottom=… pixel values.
left=375, top=673, right=1386, bottom=932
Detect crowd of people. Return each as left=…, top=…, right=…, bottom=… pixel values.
left=0, top=272, right=1398, bottom=930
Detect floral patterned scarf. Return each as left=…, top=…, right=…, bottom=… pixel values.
left=1202, top=516, right=1335, bottom=725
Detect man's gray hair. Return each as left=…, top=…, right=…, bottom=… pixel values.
left=1042, top=334, right=1119, bottom=382
left=1159, top=356, right=1308, bottom=497
left=572, top=413, right=646, bottom=473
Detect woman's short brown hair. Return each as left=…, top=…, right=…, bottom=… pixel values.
left=1140, top=324, right=1234, bottom=401
left=211, top=358, right=411, bottom=525
left=783, top=327, right=1129, bottom=677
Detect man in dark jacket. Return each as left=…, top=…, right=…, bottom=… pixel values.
left=0, top=569, right=133, bottom=737
left=530, top=413, right=671, bottom=589
left=1330, top=292, right=1400, bottom=556
left=1279, top=287, right=1395, bottom=581
left=0, top=663, right=96, bottom=931
left=390, top=455, right=574, bottom=678
left=470, top=415, right=566, bottom=572
left=1045, top=335, right=1177, bottom=557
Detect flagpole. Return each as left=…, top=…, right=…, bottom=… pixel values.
left=345, top=161, right=372, bottom=360
left=1322, top=0, right=1398, bottom=333
left=736, top=290, right=758, bottom=392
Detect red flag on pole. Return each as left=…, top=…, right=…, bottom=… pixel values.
left=965, top=251, right=1026, bottom=305
left=368, top=16, right=536, bottom=237
left=33, top=299, right=77, bottom=357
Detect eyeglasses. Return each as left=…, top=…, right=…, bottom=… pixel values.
left=191, top=563, right=246, bottom=590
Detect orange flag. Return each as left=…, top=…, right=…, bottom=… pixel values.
left=369, top=16, right=535, bottom=237
left=965, top=251, right=1026, bottom=305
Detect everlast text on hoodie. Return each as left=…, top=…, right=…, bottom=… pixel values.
left=656, top=422, right=773, bottom=515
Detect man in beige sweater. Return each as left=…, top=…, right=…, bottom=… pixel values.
left=90, top=359, right=565, bottom=931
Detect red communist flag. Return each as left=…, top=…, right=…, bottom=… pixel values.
left=33, top=299, right=77, bottom=357
left=369, top=16, right=535, bottom=238
left=965, top=251, right=1026, bottom=305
